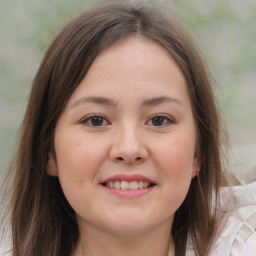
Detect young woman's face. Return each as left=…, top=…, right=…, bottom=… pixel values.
left=48, top=37, right=198, bottom=237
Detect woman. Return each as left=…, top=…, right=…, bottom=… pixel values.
left=1, top=1, right=255, bottom=256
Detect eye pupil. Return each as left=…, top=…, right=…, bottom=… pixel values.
left=152, top=116, right=164, bottom=126
left=91, top=116, right=104, bottom=126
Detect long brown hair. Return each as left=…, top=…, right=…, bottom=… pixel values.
left=1, top=1, right=229, bottom=255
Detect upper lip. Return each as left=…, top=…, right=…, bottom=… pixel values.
left=100, top=174, right=156, bottom=184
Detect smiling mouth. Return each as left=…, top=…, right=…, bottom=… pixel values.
left=101, top=180, right=156, bottom=190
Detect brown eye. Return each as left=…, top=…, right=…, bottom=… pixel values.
left=147, top=115, right=173, bottom=127
left=152, top=116, right=165, bottom=126
left=82, top=115, right=110, bottom=127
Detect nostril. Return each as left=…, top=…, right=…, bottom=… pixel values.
left=113, top=154, right=147, bottom=164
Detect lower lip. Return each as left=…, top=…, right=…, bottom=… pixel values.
left=101, top=185, right=155, bottom=197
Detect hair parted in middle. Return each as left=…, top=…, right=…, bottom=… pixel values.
left=9, top=1, right=228, bottom=256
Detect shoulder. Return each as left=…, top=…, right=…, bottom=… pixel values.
left=211, top=180, right=256, bottom=256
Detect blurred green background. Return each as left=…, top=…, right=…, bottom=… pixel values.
left=0, top=0, right=255, bottom=179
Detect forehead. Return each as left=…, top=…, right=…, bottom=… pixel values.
left=74, top=37, right=185, bottom=89
left=65, top=36, right=191, bottom=110
left=92, top=36, right=180, bottom=76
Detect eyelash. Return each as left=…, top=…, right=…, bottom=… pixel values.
left=81, top=115, right=110, bottom=127
left=80, top=114, right=175, bottom=127
left=146, top=115, right=175, bottom=127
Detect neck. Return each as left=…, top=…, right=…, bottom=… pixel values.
left=73, top=222, right=174, bottom=256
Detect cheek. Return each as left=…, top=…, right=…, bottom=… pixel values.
left=55, top=131, right=108, bottom=179
left=151, top=134, right=195, bottom=210
left=54, top=131, right=110, bottom=211
left=154, top=133, right=196, bottom=175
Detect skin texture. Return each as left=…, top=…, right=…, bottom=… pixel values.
left=47, top=37, right=198, bottom=256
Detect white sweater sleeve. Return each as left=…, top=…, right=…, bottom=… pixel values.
left=211, top=181, right=256, bottom=256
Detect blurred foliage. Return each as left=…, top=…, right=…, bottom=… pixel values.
left=173, top=0, right=256, bottom=169
left=0, top=0, right=256, bottom=176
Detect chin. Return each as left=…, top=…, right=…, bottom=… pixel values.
left=100, top=213, right=171, bottom=237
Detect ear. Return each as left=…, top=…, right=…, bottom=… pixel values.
left=46, top=153, right=58, bottom=177
left=191, top=156, right=200, bottom=179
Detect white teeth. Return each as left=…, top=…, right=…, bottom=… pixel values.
left=143, top=181, right=149, bottom=188
left=138, top=181, right=144, bottom=189
left=114, top=180, right=120, bottom=189
left=121, top=181, right=129, bottom=189
left=109, top=181, right=114, bottom=188
left=129, top=181, right=138, bottom=190
left=105, top=180, right=153, bottom=189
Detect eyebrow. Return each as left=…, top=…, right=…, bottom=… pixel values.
left=70, top=96, right=117, bottom=109
left=70, top=95, right=183, bottom=109
left=142, top=96, right=183, bottom=106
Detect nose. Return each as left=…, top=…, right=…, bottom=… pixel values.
left=109, top=123, right=148, bottom=165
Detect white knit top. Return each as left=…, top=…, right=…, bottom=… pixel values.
left=173, top=181, right=256, bottom=256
